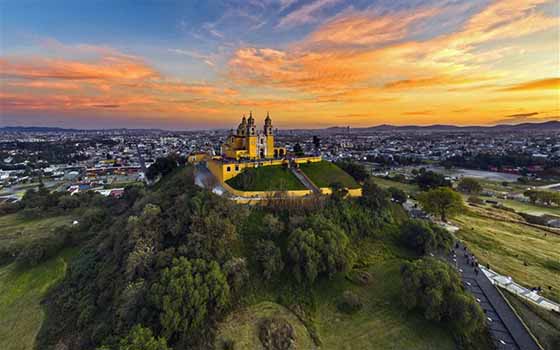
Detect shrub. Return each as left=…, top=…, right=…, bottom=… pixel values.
left=337, top=290, right=363, bottom=314
left=467, top=196, right=483, bottom=205
left=255, top=240, right=284, bottom=280
left=258, top=318, right=296, bottom=350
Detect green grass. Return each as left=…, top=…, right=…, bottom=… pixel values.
left=452, top=207, right=560, bottom=302
left=372, top=176, right=419, bottom=194
left=229, top=237, right=456, bottom=350
left=0, top=214, right=72, bottom=260
left=300, top=161, right=360, bottom=189
left=226, top=165, right=307, bottom=191
left=479, top=196, right=560, bottom=217
left=311, top=260, right=455, bottom=350
left=215, top=301, right=316, bottom=349
left=0, top=248, right=76, bottom=350
left=503, top=291, right=560, bottom=350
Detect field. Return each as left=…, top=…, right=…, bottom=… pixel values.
left=0, top=248, right=76, bottom=350
left=300, top=161, right=360, bottom=189
left=477, top=196, right=560, bottom=217
left=371, top=176, right=419, bottom=194
left=0, top=214, right=72, bottom=261
left=215, top=301, right=315, bottom=349
left=226, top=165, right=306, bottom=191
left=452, top=206, right=560, bottom=302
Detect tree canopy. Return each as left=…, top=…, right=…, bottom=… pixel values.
left=457, top=178, right=482, bottom=194
left=150, top=257, right=230, bottom=341
left=287, top=216, right=353, bottom=283
left=418, top=187, right=464, bottom=221
left=401, top=258, right=485, bottom=338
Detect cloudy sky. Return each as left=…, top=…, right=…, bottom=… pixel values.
left=0, top=0, right=558, bottom=129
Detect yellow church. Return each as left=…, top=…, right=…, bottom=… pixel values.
left=206, top=112, right=320, bottom=184
left=221, top=112, right=286, bottom=160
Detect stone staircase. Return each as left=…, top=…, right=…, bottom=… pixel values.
left=291, top=167, right=321, bottom=194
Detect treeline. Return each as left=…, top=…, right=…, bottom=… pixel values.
left=444, top=152, right=560, bottom=172
left=0, top=184, right=143, bottom=266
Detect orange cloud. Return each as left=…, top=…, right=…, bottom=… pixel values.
left=498, top=78, right=560, bottom=91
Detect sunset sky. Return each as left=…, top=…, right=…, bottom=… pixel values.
left=1, top=0, right=559, bottom=129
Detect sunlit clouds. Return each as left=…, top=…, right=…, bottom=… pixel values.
left=1, top=0, right=558, bottom=128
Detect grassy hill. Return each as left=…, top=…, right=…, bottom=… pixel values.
left=0, top=214, right=72, bottom=264
left=226, top=165, right=307, bottom=191
left=0, top=248, right=76, bottom=350
left=300, top=161, right=360, bottom=189
left=453, top=206, right=560, bottom=302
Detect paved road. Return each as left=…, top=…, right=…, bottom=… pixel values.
left=450, top=243, right=541, bottom=350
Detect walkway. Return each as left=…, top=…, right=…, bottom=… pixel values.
left=481, top=267, right=560, bottom=313
left=450, top=243, right=541, bottom=350
left=291, top=167, right=321, bottom=194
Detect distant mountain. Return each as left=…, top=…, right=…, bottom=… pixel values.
left=0, top=126, right=80, bottom=133
left=320, top=120, right=560, bottom=133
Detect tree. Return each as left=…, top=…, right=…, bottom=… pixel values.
left=261, top=214, right=284, bottom=239
left=388, top=187, right=407, bottom=204
left=293, top=143, right=304, bottom=156
left=399, top=219, right=453, bottom=254
left=255, top=240, right=284, bottom=280
left=415, top=171, right=451, bottom=190
left=150, top=257, right=230, bottom=340
left=287, top=217, right=352, bottom=283
left=118, top=325, right=170, bottom=350
left=400, top=258, right=485, bottom=338
left=457, top=178, right=482, bottom=194
left=335, top=160, right=369, bottom=182
left=186, top=211, right=237, bottom=262
left=146, top=157, right=177, bottom=181
left=418, top=187, right=464, bottom=221
left=360, top=179, right=390, bottom=211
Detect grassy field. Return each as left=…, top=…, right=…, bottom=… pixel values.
left=215, top=301, right=316, bottom=349
left=0, top=248, right=76, bottom=350
left=312, top=260, right=455, bottom=350
left=452, top=206, right=560, bottom=302
left=371, top=176, right=419, bottom=194
left=503, top=291, right=560, bottom=350
left=226, top=165, right=306, bottom=191
left=300, top=161, right=360, bottom=189
left=229, top=238, right=456, bottom=350
left=0, top=214, right=72, bottom=259
left=477, top=196, right=560, bottom=217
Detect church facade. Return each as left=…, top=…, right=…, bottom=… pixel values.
left=221, top=112, right=286, bottom=160
left=205, top=112, right=320, bottom=185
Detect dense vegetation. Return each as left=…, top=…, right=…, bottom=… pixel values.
left=0, top=161, right=496, bottom=350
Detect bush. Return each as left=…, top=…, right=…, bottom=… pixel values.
left=15, top=235, right=67, bottom=267
left=255, top=240, right=284, bottom=280
left=337, top=290, right=363, bottom=314
left=467, top=196, right=483, bottom=205
left=258, top=318, right=296, bottom=350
